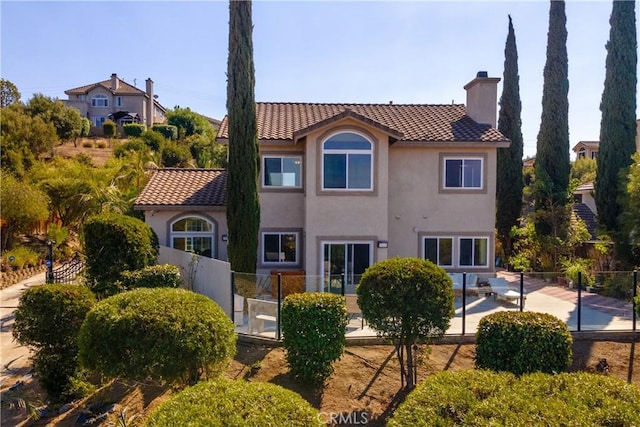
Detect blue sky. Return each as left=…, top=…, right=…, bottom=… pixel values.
left=1, top=1, right=638, bottom=159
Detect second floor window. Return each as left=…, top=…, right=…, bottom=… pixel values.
left=322, top=132, right=372, bottom=190
left=115, top=96, right=122, bottom=107
left=263, top=155, right=302, bottom=188
left=92, top=94, right=108, bottom=107
left=444, top=157, right=483, bottom=189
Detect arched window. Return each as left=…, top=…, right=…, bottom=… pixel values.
left=322, top=132, right=372, bottom=190
left=170, top=216, right=215, bottom=258
left=91, top=94, right=108, bottom=107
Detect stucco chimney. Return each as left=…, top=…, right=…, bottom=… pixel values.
left=145, top=78, right=154, bottom=127
left=463, top=71, right=501, bottom=128
left=111, top=73, right=119, bottom=91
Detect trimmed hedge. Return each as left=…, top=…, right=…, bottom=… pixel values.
left=13, top=284, right=96, bottom=401
left=388, top=370, right=640, bottom=426
left=118, top=264, right=181, bottom=290
left=145, top=378, right=322, bottom=426
left=475, top=311, right=572, bottom=375
left=122, top=123, right=146, bottom=137
left=102, top=120, right=116, bottom=138
left=78, top=288, right=236, bottom=385
left=281, top=292, right=347, bottom=383
left=141, top=130, right=165, bottom=151
left=82, top=212, right=158, bottom=295
left=151, top=124, right=178, bottom=140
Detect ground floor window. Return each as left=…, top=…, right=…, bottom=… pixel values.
left=422, top=235, right=489, bottom=268
left=262, top=232, right=298, bottom=264
left=322, top=241, right=372, bottom=293
left=171, top=216, right=214, bottom=258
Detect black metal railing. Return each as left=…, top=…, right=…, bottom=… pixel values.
left=48, top=255, right=84, bottom=284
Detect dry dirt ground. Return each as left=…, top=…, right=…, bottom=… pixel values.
left=52, top=139, right=114, bottom=167
left=1, top=338, right=638, bottom=426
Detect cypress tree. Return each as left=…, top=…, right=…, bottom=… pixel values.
left=534, top=0, right=570, bottom=238
left=496, top=15, right=524, bottom=260
left=594, top=0, right=637, bottom=235
left=226, top=0, right=260, bottom=273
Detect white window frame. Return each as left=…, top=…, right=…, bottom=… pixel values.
left=262, top=155, right=302, bottom=189
left=422, top=236, right=454, bottom=267
left=170, top=216, right=215, bottom=258
left=262, top=232, right=299, bottom=264
left=322, top=132, right=373, bottom=191
left=443, top=157, right=484, bottom=189
left=94, top=116, right=106, bottom=127
left=91, top=94, right=109, bottom=107
left=458, top=237, right=489, bottom=268
left=115, top=96, right=122, bottom=107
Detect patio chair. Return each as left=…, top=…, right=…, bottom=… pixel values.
left=488, top=277, right=526, bottom=306
left=449, top=272, right=479, bottom=296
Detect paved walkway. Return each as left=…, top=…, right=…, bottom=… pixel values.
left=0, top=272, right=46, bottom=388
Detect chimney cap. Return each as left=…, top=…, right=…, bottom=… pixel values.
left=476, top=71, right=488, bottom=78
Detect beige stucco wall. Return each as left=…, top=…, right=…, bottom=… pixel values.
left=143, top=209, right=228, bottom=261
left=302, top=119, right=390, bottom=279
left=388, top=145, right=497, bottom=275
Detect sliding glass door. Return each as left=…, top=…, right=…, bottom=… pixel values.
left=322, top=242, right=372, bottom=294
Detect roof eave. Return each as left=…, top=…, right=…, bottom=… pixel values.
left=133, top=204, right=226, bottom=211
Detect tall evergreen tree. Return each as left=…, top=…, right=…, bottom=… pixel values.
left=226, top=0, right=260, bottom=273
left=534, top=0, right=570, bottom=238
left=594, top=0, right=637, bottom=236
left=496, top=15, right=524, bottom=260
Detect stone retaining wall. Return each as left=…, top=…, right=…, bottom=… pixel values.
left=0, top=265, right=47, bottom=289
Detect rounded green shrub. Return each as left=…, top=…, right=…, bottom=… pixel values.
left=122, top=123, right=146, bottom=137
left=113, top=138, right=147, bottom=158
left=281, top=292, right=347, bottom=384
left=102, top=120, right=116, bottom=138
left=145, top=378, right=321, bottom=427
left=78, top=288, right=236, bottom=384
left=161, top=140, right=191, bottom=167
left=141, top=129, right=165, bottom=151
left=82, top=212, right=158, bottom=295
left=118, top=264, right=181, bottom=290
left=475, top=311, right=572, bottom=375
left=13, top=284, right=96, bottom=401
left=388, top=370, right=640, bottom=426
left=151, top=124, right=178, bottom=141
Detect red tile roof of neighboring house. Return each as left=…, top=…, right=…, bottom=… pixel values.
left=134, top=169, right=226, bottom=209
left=217, top=102, right=508, bottom=143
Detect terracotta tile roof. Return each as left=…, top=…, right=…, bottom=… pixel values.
left=134, top=169, right=226, bottom=208
left=65, top=78, right=144, bottom=96
left=217, top=102, right=508, bottom=143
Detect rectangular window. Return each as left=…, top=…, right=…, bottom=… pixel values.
left=263, top=156, right=302, bottom=188
left=263, top=232, right=298, bottom=264
left=94, top=117, right=105, bottom=127
left=459, top=237, right=488, bottom=267
left=423, top=237, right=453, bottom=267
left=323, top=241, right=372, bottom=292
left=444, top=158, right=483, bottom=189
left=116, top=96, right=122, bottom=107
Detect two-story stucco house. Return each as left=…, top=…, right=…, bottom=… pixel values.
left=64, top=73, right=166, bottom=133
left=134, top=72, right=510, bottom=290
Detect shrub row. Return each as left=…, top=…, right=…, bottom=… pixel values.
left=389, top=370, right=640, bottom=426
left=118, top=264, right=182, bottom=290
left=122, top=123, right=146, bottom=137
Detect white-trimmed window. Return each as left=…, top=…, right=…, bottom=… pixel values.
left=94, top=117, right=106, bottom=127
left=92, top=94, right=108, bottom=107
left=115, top=96, right=122, bottom=107
left=423, top=237, right=453, bottom=267
left=577, top=148, right=586, bottom=159
left=444, top=157, right=483, bottom=189
left=459, top=237, right=488, bottom=267
left=263, top=156, right=302, bottom=188
left=171, top=216, right=214, bottom=258
left=322, top=132, right=372, bottom=190
left=262, top=232, right=298, bottom=264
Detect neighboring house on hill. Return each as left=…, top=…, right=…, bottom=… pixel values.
left=64, top=73, right=166, bottom=133
left=572, top=141, right=599, bottom=160
left=134, top=72, right=510, bottom=290
left=573, top=182, right=598, bottom=241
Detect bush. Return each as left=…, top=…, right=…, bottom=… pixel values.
left=118, top=264, right=181, bottom=290
left=96, top=141, right=107, bottom=149
left=145, top=378, right=321, bottom=427
left=113, top=139, right=147, bottom=158
left=161, top=141, right=191, bottom=167
left=475, top=311, right=572, bottom=375
left=102, top=120, right=116, bottom=138
left=561, top=257, right=593, bottom=287
left=81, top=140, right=93, bottom=148
left=13, top=284, right=96, bottom=402
left=141, top=130, right=165, bottom=151
left=388, top=370, right=640, bottom=426
left=281, top=293, right=347, bottom=384
left=80, top=117, right=91, bottom=137
left=2, top=246, right=41, bottom=269
left=78, top=288, right=236, bottom=385
left=357, top=257, right=455, bottom=388
left=82, top=212, right=158, bottom=295
left=122, top=123, right=146, bottom=137
left=151, top=124, right=178, bottom=141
